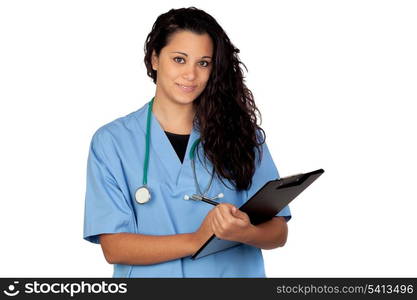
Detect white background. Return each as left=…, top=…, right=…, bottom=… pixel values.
left=1, top=0, right=416, bottom=277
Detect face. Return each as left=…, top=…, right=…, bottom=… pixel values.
left=151, top=30, right=213, bottom=106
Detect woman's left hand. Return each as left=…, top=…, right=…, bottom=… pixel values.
left=210, top=203, right=255, bottom=243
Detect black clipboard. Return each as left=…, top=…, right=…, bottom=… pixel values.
left=191, top=168, right=325, bottom=260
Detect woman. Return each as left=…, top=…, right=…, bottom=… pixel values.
left=83, top=7, right=291, bottom=278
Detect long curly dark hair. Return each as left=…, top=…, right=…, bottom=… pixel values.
left=144, top=7, right=265, bottom=190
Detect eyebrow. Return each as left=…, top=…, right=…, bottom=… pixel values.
left=170, top=51, right=212, bottom=59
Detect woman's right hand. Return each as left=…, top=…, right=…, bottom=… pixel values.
left=191, top=208, right=216, bottom=251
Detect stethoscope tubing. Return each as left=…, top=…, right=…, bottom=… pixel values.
left=136, top=97, right=220, bottom=205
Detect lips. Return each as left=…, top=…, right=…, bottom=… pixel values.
left=176, top=83, right=197, bottom=93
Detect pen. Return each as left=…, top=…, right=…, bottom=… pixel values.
left=200, top=196, right=219, bottom=206
left=183, top=193, right=224, bottom=206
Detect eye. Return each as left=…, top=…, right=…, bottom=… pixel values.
left=199, top=61, right=211, bottom=68
left=173, top=57, right=185, bottom=64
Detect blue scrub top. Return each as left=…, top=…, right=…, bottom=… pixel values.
left=83, top=101, right=291, bottom=278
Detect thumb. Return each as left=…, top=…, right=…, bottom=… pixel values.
left=232, top=206, right=242, bottom=217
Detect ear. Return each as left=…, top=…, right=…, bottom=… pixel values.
left=151, top=50, right=159, bottom=71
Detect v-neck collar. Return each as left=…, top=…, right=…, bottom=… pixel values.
left=164, top=131, right=190, bottom=164
left=135, top=101, right=200, bottom=185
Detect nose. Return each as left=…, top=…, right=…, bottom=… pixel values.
left=182, top=64, right=197, bottom=81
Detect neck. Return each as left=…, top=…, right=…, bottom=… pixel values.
left=152, top=95, right=195, bottom=135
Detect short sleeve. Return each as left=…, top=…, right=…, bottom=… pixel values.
left=245, top=141, right=292, bottom=222
left=83, top=129, right=135, bottom=244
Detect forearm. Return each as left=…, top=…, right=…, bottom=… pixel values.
left=99, top=232, right=199, bottom=265
left=243, top=217, right=288, bottom=250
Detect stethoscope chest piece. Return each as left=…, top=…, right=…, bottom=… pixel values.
left=135, top=186, right=151, bottom=204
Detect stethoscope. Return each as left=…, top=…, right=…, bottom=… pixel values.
left=134, top=97, right=224, bottom=205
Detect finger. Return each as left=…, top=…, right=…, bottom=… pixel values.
left=211, top=211, right=222, bottom=235
left=233, top=209, right=247, bottom=220
left=234, top=218, right=247, bottom=227
left=219, top=203, right=236, bottom=217
left=224, top=205, right=241, bottom=223
left=219, top=206, right=238, bottom=233
left=215, top=206, right=227, bottom=229
left=228, top=208, right=249, bottom=226
left=217, top=204, right=234, bottom=225
left=210, top=216, right=215, bottom=232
